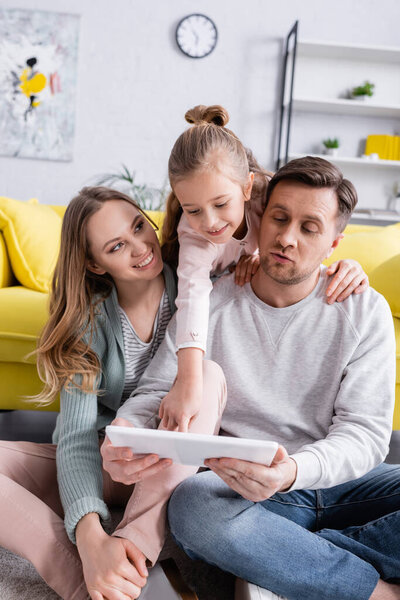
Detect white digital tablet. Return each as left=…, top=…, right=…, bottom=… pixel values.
left=105, top=426, right=278, bottom=467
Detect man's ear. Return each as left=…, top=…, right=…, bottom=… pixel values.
left=244, top=172, right=255, bottom=201
left=324, top=232, right=344, bottom=261
left=86, top=260, right=106, bottom=275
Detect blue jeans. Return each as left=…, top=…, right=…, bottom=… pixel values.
left=168, top=463, right=400, bottom=600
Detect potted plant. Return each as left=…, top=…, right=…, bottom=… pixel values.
left=322, top=138, right=340, bottom=157
left=349, top=80, right=375, bottom=100
left=94, top=164, right=169, bottom=211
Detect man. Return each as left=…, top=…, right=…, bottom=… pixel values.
left=106, top=157, right=399, bottom=599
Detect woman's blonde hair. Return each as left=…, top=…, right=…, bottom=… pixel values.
left=162, top=104, right=272, bottom=268
left=35, top=186, right=157, bottom=403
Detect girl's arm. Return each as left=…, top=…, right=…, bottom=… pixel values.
left=159, top=227, right=218, bottom=432
left=159, top=347, right=204, bottom=431
left=325, top=259, right=369, bottom=304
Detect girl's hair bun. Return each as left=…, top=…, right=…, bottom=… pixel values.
left=185, top=104, right=229, bottom=127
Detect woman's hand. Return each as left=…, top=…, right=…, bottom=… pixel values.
left=326, top=259, right=368, bottom=304
left=76, top=512, right=148, bottom=600
left=233, top=254, right=260, bottom=286
left=101, top=417, right=172, bottom=485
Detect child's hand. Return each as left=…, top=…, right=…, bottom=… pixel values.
left=326, top=259, right=369, bottom=304
left=159, top=380, right=203, bottom=432
left=233, top=253, right=260, bottom=286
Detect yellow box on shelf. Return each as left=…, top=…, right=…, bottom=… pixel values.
left=365, top=134, right=400, bottom=160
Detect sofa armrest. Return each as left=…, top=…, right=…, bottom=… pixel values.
left=0, top=232, right=15, bottom=288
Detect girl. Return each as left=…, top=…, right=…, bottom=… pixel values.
left=159, top=104, right=368, bottom=432
left=0, top=186, right=226, bottom=600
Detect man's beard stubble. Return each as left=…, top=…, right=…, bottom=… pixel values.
left=259, top=253, right=323, bottom=286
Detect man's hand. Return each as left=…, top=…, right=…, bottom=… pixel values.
left=76, top=512, right=148, bottom=600
left=204, top=445, right=297, bottom=502
left=326, top=258, right=368, bottom=304
left=101, top=417, right=172, bottom=485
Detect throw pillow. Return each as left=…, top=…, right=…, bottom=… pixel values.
left=0, top=196, right=62, bottom=293
left=370, top=254, right=400, bottom=318
left=324, top=222, right=400, bottom=276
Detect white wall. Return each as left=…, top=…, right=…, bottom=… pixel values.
left=1, top=0, right=400, bottom=205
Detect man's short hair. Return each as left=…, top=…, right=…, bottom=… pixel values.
left=266, top=156, right=358, bottom=232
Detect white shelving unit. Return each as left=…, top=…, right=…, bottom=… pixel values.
left=277, top=25, right=400, bottom=209
left=295, top=40, right=400, bottom=63
left=289, top=153, right=400, bottom=169
left=292, top=97, right=400, bottom=119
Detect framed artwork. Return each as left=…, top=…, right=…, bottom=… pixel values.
left=0, top=8, right=80, bottom=161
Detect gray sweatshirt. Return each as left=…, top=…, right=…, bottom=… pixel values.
left=118, top=267, right=396, bottom=491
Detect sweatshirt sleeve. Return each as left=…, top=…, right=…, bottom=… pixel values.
left=117, top=315, right=178, bottom=427
left=289, top=295, right=396, bottom=491
left=175, top=222, right=218, bottom=352
left=57, top=382, right=111, bottom=544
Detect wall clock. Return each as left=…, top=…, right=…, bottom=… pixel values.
left=175, top=14, right=218, bottom=59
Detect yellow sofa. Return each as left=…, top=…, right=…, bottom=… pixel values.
left=0, top=199, right=399, bottom=428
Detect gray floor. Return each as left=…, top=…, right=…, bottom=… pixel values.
left=1, top=410, right=399, bottom=600
left=0, top=409, right=233, bottom=600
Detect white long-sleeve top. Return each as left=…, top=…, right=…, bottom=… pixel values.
left=118, top=268, right=396, bottom=491
left=175, top=192, right=264, bottom=351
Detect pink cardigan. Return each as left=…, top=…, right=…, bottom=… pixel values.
left=175, top=195, right=264, bottom=352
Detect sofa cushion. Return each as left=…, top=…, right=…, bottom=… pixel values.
left=0, top=233, right=14, bottom=289
left=324, top=222, right=400, bottom=276
left=0, top=286, right=48, bottom=363
left=370, top=254, right=400, bottom=318
left=50, top=205, right=67, bottom=218
left=390, top=332, right=399, bottom=430
left=0, top=362, right=59, bottom=411
left=0, top=196, right=62, bottom=292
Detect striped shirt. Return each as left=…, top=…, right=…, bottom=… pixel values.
left=119, top=290, right=172, bottom=402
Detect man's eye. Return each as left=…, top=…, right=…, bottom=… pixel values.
left=303, top=224, right=318, bottom=234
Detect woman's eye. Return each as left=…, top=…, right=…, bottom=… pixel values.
left=110, top=242, right=123, bottom=252
left=135, top=220, right=144, bottom=232
left=215, top=202, right=227, bottom=208
left=187, top=209, right=200, bottom=215
left=274, top=217, right=286, bottom=222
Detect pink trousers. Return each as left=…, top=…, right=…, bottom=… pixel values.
left=0, top=360, right=227, bottom=600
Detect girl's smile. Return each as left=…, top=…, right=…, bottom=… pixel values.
left=206, top=224, right=229, bottom=237
left=174, top=164, right=253, bottom=245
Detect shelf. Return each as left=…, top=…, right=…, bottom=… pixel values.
left=289, top=153, right=400, bottom=169
left=351, top=212, right=400, bottom=224
left=292, top=97, right=400, bottom=118
left=296, top=40, right=400, bottom=63
left=277, top=22, right=400, bottom=208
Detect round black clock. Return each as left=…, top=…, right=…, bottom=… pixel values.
left=175, top=14, right=218, bottom=59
